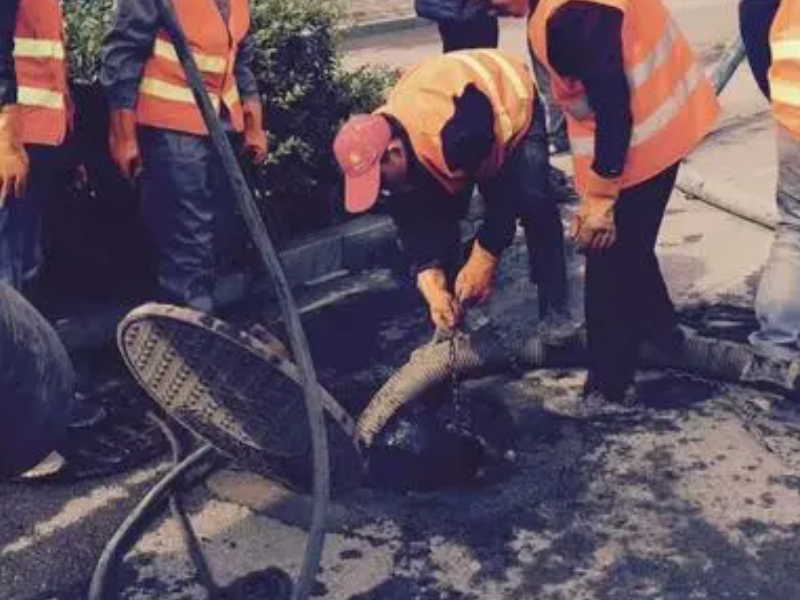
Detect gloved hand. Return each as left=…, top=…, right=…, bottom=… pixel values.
left=417, top=268, right=462, bottom=331
left=571, top=170, right=621, bottom=251
left=243, top=99, right=268, bottom=165
left=0, top=105, right=29, bottom=206
left=454, top=239, right=499, bottom=306
left=109, top=109, right=142, bottom=181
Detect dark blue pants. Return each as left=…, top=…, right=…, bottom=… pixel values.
left=481, top=102, right=569, bottom=319
left=138, top=127, right=245, bottom=312
left=0, top=144, right=70, bottom=290
left=585, top=164, right=680, bottom=399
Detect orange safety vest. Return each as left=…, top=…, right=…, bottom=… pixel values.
left=376, top=49, right=535, bottom=195
left=529, top=0, right=719, bottom=192
left=136, top=0, right=249, bottom=135
left=13, top=0, right=69, bottom=146
left=769, top=0, right=800, bottom=137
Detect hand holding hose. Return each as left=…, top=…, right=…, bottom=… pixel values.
left=418, top=268, right=463, bottom=331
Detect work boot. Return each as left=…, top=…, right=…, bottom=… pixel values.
left=582, top=371, right=637, bottom=407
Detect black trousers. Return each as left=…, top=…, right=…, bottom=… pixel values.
left=585, top=163, right=680, bottom=399
left=437, top=16, right=499, bottom=52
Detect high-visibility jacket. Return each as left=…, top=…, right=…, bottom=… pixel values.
left=13, top=0, right=69, bottom=146
left=769, top=0, right=800, bottom=137
left=136, top=0, right=249, bottom=135
left=376, top=49, right=535, bottom=195
left=529, top=0, right=719, bottom=192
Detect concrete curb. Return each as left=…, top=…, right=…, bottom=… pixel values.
left=344, top=15, right=429, bottom=40
left=676, top=164, right=776, bottom=231
left=55, top=215, right=402, bottom=353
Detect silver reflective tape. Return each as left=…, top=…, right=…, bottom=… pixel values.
left=570, top=62, right=705, bottom=156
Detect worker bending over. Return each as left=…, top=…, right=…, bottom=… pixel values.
left=334, top=49, right=570, bottom=334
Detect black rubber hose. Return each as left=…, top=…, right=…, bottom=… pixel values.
left=152, top=2, right=330, bottom=598
left=87, top=444, right=215, bottom=600
left=151, top=413, right=219, bottom=596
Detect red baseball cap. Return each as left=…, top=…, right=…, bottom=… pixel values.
left=334, top=114, right=392, bottom=213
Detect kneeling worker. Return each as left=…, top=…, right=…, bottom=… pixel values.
left=334, top=49, right=569, bottom=334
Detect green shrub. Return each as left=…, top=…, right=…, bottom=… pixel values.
left=63, top=0, right=397, bottom=240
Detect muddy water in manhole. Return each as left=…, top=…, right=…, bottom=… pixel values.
left=297, top=285, right=518, bottom=493
left=365, top=386, right=517, bottom=493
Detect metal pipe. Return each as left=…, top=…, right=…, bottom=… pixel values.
left=711, top=35, right=747, bottom=96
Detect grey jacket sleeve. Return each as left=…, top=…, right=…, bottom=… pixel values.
left=0, top=0, right=21, bottom=107
left=234, top=32, right=260, bottom=102
left=99, top=0, right=160, bottom=110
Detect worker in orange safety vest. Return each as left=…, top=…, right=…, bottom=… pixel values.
left=0, top=0, right=76, bottom=293
left=334, top=49, right=573, bottom=337
left=518, top=0, right=721, bottom=404
left=101, top=0, right=267, bottom=313
left=741, top=0, right=800, bottom=357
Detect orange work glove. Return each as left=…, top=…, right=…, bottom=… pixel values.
left=417, top=268, right=462, bottom=331
left=243, top=99, right=268, bottom=165
left=0, top=105, right=29, bottom=206
left=454, top=239, right=499, bottom=307
left=571, top=170, right=622, bottom=251
left=109, top=109, right=142, bottom=181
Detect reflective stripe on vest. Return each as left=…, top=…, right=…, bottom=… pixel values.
left=136, top=0, right=250, bottom=135
left=772, top=78, right=800, bottom=107
left=561, top=20, right=681, bottom=122
left=379, top=49, right=534, bottom=194
left=140, top=77, right=221, bottom=111
left=152, top=38, right=226, bottom=75
left=17, top=85, right=64, bottom=109
left=769, top=0, right=800, bottom=137
left=13, top=37, right=65, bottom=60
left=529, top=0, right=718, bottom=191
left=570, top=61, right=705, bottom=155
left=13, top=0, right=69, bottom=146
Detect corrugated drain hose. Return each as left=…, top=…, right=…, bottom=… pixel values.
left=357, top=327, right=800, bottom=448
